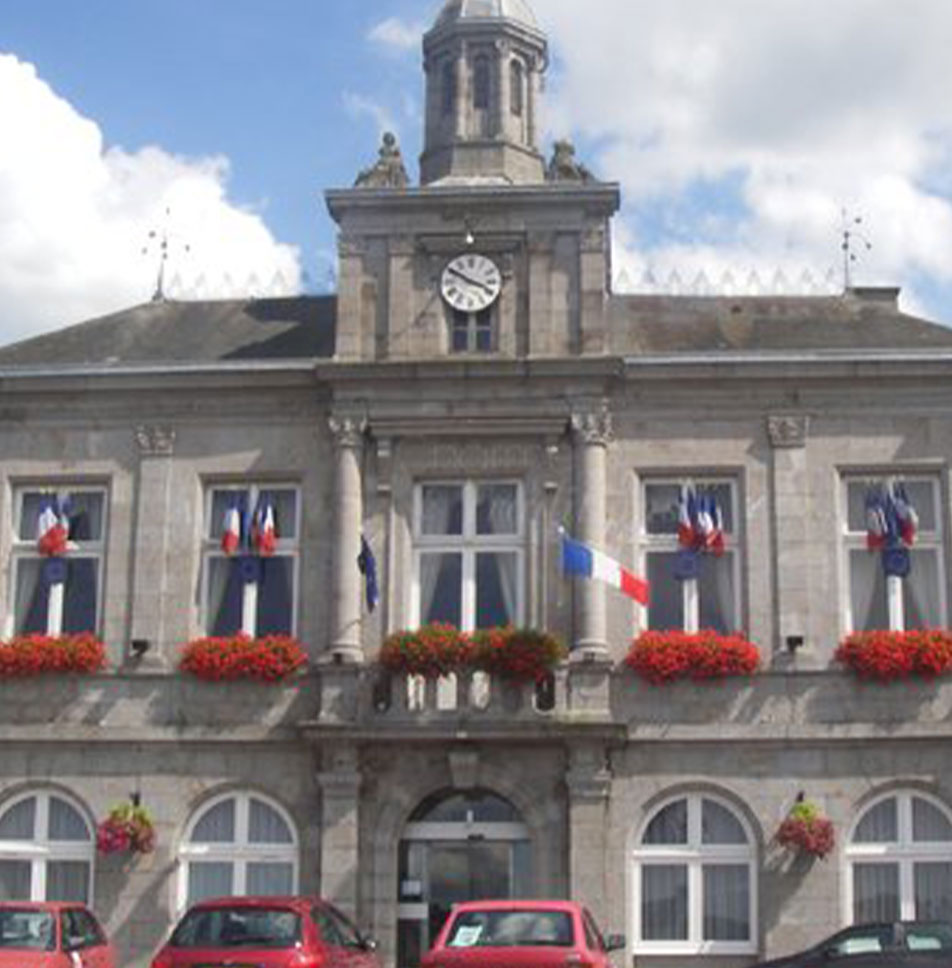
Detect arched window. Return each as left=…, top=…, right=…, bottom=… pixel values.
left=0, top=790, right=94, bottom=902
left=847, top=791, right=952, bottom=922
left=510, top=60, right=524, bottom=117
left=442, top=60, right=456, bottom=116
left=178, top=792, right=298, bottom=909
left=473, top=56, right=490, bottom=110
left=633, top=794, right=756, bottom=954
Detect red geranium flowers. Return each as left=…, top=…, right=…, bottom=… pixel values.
left=775, top=799, right=835, bottom=859
left=179, top=634, right=307, bottom=682
left=0, top=633, right=106, bottom=677
left=835, top=630, right=952, bottom=681
left=625, top=629, right=760, bottom=684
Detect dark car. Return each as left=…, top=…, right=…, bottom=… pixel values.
left=150, top=895, right=381, bottom=968
left=421, top=899, right=625, bottom=968
left=751, top=921, right=952, bottom=968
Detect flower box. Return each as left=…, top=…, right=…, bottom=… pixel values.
left=179, top=634, right=307, bottom=682
left=470, top=627, right=566, bottom=683
left=378, top=623, right=471, bottom=678
left=624, top=629, right=760, bottom=684
left=96, top=800, right=156, bottom=855
left=775, top=799, right=835, bottom=859
left=377, top=624, right=565, bottom=682
left=835, top=630, right=952, bottom=681
left=0, top=633, right=106, bottom=677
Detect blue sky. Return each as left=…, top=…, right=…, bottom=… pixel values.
left=2, top=0, right=952, bottom=344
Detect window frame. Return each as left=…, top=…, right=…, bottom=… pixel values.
left=840, top=473, right=946, bottom=633
left=411, top=479, right=525, bottom=632
left=640, top=476, right=741, bottom=634
left=7, top=484, right=108, bottom=639
left=177, top=791, right=299, bottom=913
left=449, top=306, right=495, bottom=354
left=201, top=482, right=301, bottom=638
left=844, top=790, right=952, bottom=922
left=632, top=793, right=757, bottom=956
left=0, top=790, right=95, bottom=903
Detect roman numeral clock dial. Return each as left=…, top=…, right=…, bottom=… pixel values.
left=440, top=253, right=502, bottom=313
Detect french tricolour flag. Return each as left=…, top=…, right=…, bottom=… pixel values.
left=221, top=504, right=242, bottom=556
left=37, top=497, right=69, bottom=557
left=561, top=531, right=650, bottom=606
left=252, top=502, right=277, bottom=557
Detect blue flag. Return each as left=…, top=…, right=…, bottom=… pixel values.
left=357, top=535, right=379, bottom=612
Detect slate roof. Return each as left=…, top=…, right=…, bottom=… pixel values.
left=0, top=296, right=336, bottom=367
left=607, top=290, right=952, bottom=355
left=1, top=288, right=951, bottom=372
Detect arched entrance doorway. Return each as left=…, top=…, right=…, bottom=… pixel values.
left=396, top=789, right=531, bottom=968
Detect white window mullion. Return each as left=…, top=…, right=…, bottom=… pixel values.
left=887, top=575, right=904, bottom=631
left=461, top=549, right=477, bottom=632
left=689, top=861, right=703, bottom=943
left=684, top=579, right=700, bottom=634
left=242, top=582, right=258, bottom=636
left=47, top=581, right=65, bottom=635
left=899, top=859, right=916, bottom=920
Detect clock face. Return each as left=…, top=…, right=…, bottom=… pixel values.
left=440, top=253, right=502, bottom=313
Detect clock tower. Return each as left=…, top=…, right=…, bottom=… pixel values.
left=326, top=0, right=620, bottom=363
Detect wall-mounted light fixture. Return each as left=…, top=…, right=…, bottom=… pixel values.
left=130, top=638, right=151, bottom=658
left=785, top=635, right=804, bottom=654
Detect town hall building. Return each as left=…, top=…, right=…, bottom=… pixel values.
left=2, top=1, right=952, bottom=965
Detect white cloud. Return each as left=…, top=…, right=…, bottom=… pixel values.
left=0, top=54, right=301, bottom=346
left=538, top=0, right=952, bottom=321
left=368, top=17, right=425, bottom=52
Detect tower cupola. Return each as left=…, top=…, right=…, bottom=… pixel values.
left=421, top=0, right=548, bottom=185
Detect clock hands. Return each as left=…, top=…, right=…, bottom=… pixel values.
left=447, top=265, right=496, bottom=295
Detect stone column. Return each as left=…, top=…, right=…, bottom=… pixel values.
left=566, top=742, right=612, bottom=922
left=527, top=56, right=541, bottom=148
left=128, top=425, right=176, bottom=666
left=316, top=744, right=362, bottom=918
left=570, top=405, right=612, bottom=658
left=767, top=414, right=811, bottom=657
left=329, top=414, right=366, bottom=662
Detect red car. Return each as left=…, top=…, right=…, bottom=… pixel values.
left=150, top=895, right=382, bottom=968
left=0, top=901, right=116, bottom=968
left=421, top=900, right=625, bottom=968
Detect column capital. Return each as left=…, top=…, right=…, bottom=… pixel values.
left=767, top=413, right=809, bottom=449
left=329, top=413, right=367, bottom=449
left=570, top=405, right=613, bottom=447
left=134, top=424, right=176, bottom=456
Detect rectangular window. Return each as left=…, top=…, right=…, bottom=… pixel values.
left=451, top=308, right=494, bottom=353
left=9, top=487, right=106, bottom=637
left=413, top=481, right=522, bottom=631
left=842, top=475, right=944, bottom=632
left=642, top=478, right=739, bottom=633
left=203, top=484, right=299, bottom=637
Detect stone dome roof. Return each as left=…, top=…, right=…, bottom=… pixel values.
left=433, top=0, right=538, bottom=29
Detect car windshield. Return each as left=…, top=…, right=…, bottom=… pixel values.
left=446, top=910, right=574, bottom=948
left=0, top=909, right=56, bottom=951
left=170, top=906, right=302, bottom=949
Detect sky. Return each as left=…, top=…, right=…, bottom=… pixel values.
left=2, top=0, right=952, bottom=346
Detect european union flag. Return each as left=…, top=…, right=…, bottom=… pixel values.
left=357, top=535, right=379, bottom=612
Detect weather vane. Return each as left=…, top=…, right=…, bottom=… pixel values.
left=841, top=207, right=872, bottom=291
left=142, top=207, right=190, bottom=301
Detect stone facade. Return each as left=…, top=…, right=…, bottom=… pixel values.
left=2, top=3, right=952, bottom=968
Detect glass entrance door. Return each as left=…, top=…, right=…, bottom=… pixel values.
left=396, top=790, right=531, bottom=968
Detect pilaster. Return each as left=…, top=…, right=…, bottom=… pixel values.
left=128, top=425, right=176, bottom=667
left=566, top=742, right=612, bottom=921
left=316, top=744, right=362, bottom=918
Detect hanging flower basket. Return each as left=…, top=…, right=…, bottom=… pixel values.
left=96, top=801, right=156, bottom=855
left=0, top=633, right=106, bottom=678
left=775, top=799, right=835, bottom=859
left=378, top=623, right=471, bottom=678
left=179, top=634, right=307, bottom=682
left=624, top=629, right=760, bottom=684
left=470, top=627, right=567, bottom=683
left=835, top=630, right=952, bottom=682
